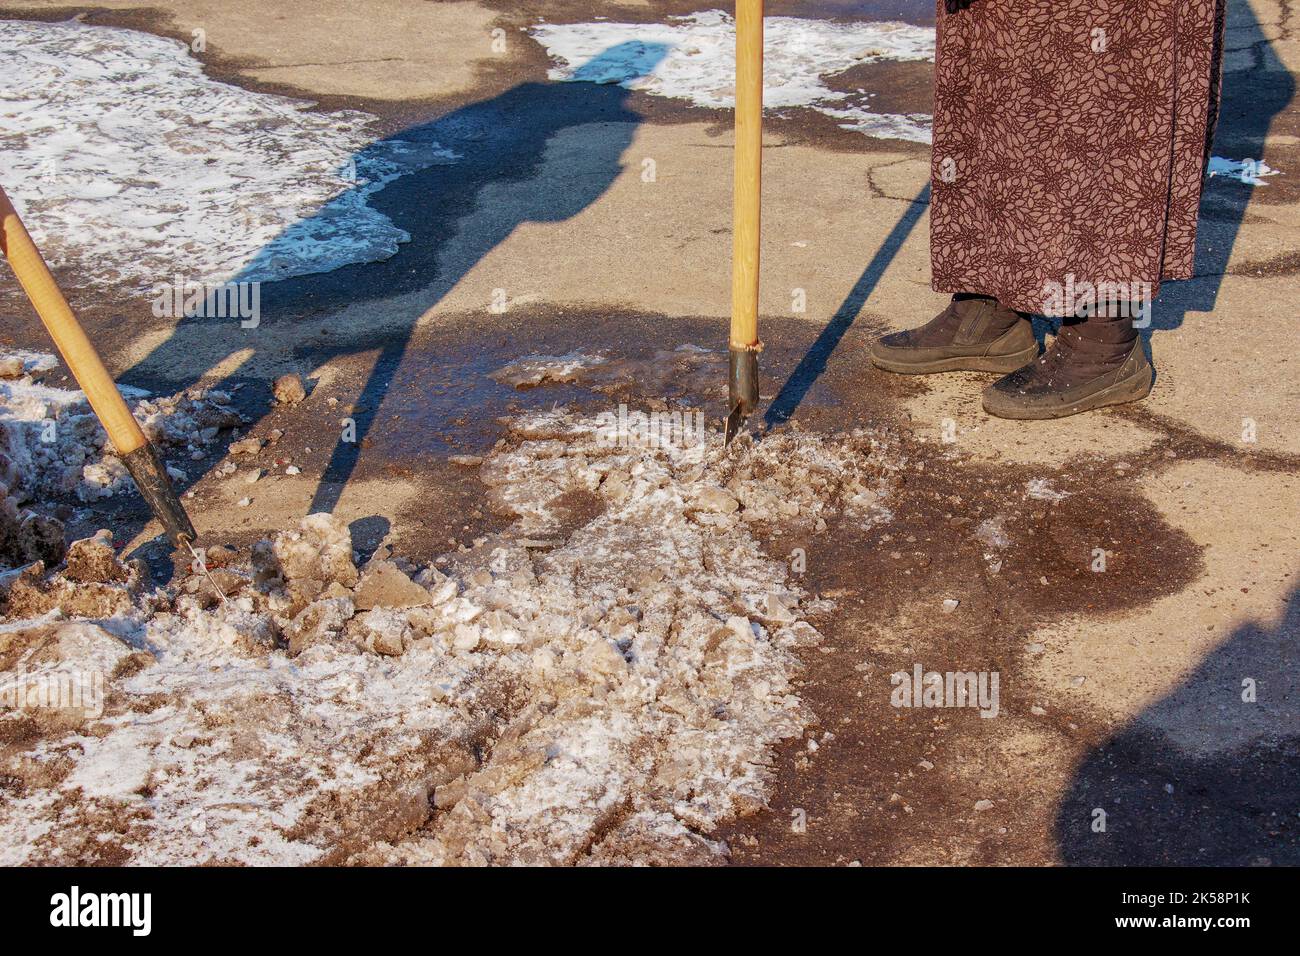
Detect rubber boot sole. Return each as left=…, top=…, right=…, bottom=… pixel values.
left=870, top=342, right=1040, bottom=376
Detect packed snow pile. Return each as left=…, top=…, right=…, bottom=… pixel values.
left=0, top=19, right=457, bottom=289
left=0, top=351, right=243, bottom=521
left=532, top=11, right=935, bottom=142
left=0, top=407, right=900, bottom=865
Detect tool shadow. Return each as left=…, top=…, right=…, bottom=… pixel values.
left=764, top=184, right=930, bottom=429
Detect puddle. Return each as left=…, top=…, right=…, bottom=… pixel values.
left=345, top=308, right=903, bottom=472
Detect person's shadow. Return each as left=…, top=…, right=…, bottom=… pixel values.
left=123, top=41, right=668, bottom=515
left=1055, top=586, right=1300, bottom=865
left=1147, top=0, right=1291, bottom=334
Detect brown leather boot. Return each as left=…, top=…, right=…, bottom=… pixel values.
left=981, top=312, right=1153, bottom=419
left=870, top=294, right=1038, bottom=374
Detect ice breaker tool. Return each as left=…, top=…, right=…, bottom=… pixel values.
left=726, top=0, right=764, bottom=445
left=0, top=184, right=198, bottom=551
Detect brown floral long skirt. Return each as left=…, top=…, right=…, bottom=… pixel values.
left=929, top=0, right=1227, bottom=315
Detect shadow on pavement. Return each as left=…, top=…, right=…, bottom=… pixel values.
left=1152, top=0, right=1294, bottom=333
left=1056, top=2, right=1298, bottom=865
left=764, top=184, right=930, bottom=428
left=123, top=41, right=667, bottom=518
left=1055, top=585, right=1300, bottom=865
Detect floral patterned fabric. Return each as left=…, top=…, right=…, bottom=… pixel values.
left=929, top=0, right=1227, bottom=315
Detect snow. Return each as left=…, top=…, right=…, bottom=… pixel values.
left=0, top=403, right=901, bottom=865
left=0, top=350, right=243, bottom=508
left=0, top=19, right=457, bottom=289
left=531, top=11, right=935, bottom=143
left=1207, top=156, right=1281, bottom=187
left=488, top=352, right=610, bottom=388
left=1025, top=478, right=1069, bottom=503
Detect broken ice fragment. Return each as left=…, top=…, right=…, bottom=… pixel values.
left=693, top=486, right=740, bottom=514
left=762, top=592, right=797, bottom=623
left=726, top=615, right=757, bottom=642
left=452, top=623, right=481, bottom=652
left=353, top=561, right=433, bottom=610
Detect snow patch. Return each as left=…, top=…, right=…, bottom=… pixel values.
left=0, top=350, right=243, bottom=508
left=0, top=19, right=457, bottom=289
left=1025, top=478, right=1069, bottom=503
left=1207, top=156, right=1281, bottom=187
left=488, top=352, right=609, bottom=388
left=531, top=11, right=935, bottom=143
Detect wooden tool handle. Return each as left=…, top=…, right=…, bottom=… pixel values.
left=0, top=185, right=147, bottom=456
left=730, top=0, right=763, bottom=351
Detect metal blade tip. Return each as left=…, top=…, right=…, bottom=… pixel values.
left=724, top=405, right=748, bottom=445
